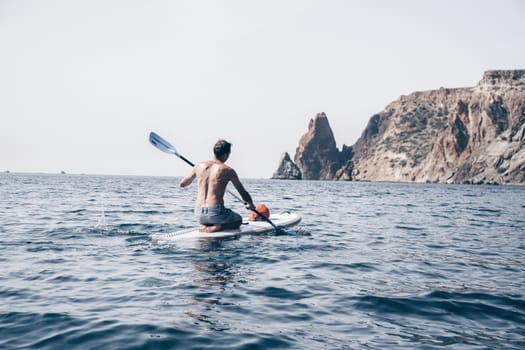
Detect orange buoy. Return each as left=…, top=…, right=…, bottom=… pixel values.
left=248, top=203, right=270, bottom=221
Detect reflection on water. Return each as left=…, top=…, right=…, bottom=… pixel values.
left=185, top=238, right=242, bottom=331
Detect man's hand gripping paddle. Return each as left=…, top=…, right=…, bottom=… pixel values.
left=149, top=131, right=284, bottom=233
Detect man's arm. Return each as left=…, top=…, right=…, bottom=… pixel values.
left=180, top=167, right=196, bottom=187
left=229, top=169, right=255, bottom=209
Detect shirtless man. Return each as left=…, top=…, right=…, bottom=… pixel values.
left=179, top=139, right=255, bottom=233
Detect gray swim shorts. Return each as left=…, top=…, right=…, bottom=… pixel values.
left=197, top=205, right=242, bottom=225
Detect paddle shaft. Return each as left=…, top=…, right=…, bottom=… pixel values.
left=177, top=154, right=195, bottom=168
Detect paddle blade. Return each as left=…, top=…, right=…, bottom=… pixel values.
left=149, top=132, right=179, bottom=156
left=274, top=226, right=287, bottom=235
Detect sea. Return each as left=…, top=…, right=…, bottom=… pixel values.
left=1, top=173, right=524, bottom=350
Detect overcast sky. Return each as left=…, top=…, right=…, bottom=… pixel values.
left=1, top=0, right=524, bottom=178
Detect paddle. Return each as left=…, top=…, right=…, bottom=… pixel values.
left=149, top=131, right=283, bottom=232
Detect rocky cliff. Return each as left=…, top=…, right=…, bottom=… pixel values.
left=272, top=70, right=525, bottom=185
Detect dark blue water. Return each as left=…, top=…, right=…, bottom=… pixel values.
left=1, top=173, right=524, bottom=349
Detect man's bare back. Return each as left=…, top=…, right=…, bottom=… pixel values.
left=193, top=160, right=231, bottom=208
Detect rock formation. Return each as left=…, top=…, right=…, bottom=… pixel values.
left=293, top=113, right=350, bottom=180
left=271, top=152, right=302, bottom=179
left=272, top=70, right=525, bottom=185
left=272, top=113, right=353, bottom=180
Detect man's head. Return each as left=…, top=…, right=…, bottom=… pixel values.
left=213, top=139, right=231, bottom=161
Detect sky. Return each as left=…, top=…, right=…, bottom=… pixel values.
left=1, top=0, right=524, bottom=178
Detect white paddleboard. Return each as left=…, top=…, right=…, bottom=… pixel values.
left=151, top=212, right=301, bottom=241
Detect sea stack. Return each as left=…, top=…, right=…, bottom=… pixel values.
left=271, top=152, right=302, bottom=180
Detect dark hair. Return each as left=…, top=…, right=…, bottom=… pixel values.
left=213, top=139, right=231, bottom=158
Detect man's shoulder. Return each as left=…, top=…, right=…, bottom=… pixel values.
left=197, top=160, right=223, bottom=168
left=219, top=163, right=234, bottom=173
left=198, top=160, right=236, bottom=175
left=216, top=163, right=237, bottom=178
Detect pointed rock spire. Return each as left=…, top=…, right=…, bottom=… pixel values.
left=271, top=152, right=302, bottom=179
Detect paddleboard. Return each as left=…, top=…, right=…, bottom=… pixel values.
left=151, top=212, right=301, bottom=241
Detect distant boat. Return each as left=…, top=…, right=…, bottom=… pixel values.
left=60, top=171, right=66, bottom=174
left=4, top=170, right=10, bottom=173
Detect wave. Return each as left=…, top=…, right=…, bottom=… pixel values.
left=0, top=311, right=189, bottom=350
left=0, top=311, right=294, bottom=350
left=352, top=290, right=525, bottom=325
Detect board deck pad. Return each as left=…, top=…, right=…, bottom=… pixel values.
left=151, top=212, right=301, bottom=241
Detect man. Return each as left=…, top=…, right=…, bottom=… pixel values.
left=180, top=139, right=255, bottom=233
